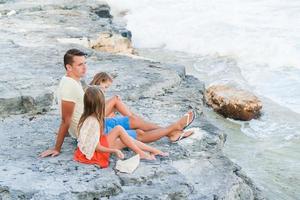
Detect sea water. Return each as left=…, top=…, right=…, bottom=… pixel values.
left=106, top=0, right=300, bottom=199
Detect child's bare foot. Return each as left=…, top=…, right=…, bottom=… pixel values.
left=169, top=130, right=194, bottom=142
left=152, top=150, right=169, bottom=157
left=139, top=152, right=156, bottom=160
left=175, top=111, right=194, bottom=131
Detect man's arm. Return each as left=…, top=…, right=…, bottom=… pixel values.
left=40, top=101, right=75, bottom=157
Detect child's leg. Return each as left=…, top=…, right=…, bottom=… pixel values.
left=106, top=126, right=155, bottom=160
left=133, top=140, right=168, bottom=156
left=106, top=97, right=161, bottom=131
left=105, top=96, right=132, bottom=117
left=131, top=111, right=194, bottom=142
left=129, top=114, right=161, bottom=131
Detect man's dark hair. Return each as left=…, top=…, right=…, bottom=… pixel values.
left=63, top=49, right=87, bottom=70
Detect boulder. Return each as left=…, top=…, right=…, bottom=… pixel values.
left=205, top=85, right=262, bottom=121
left=90, top=32, right=135, bottom=54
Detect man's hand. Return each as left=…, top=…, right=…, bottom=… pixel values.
left=39, top=148, right=60, bottom=158
left=114, top=149, right=124, bottom=159
left=39, top=100, right=74, bottom=158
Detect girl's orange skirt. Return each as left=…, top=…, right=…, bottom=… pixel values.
left=74, top=135, right=110, bottom=168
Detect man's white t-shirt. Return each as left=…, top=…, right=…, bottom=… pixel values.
left=57, top=76, right=84, bottom=138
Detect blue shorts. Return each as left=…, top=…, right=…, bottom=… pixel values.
left=105, top=116, right=131, bottom=130
left=104, top=116, right=137, bottom=139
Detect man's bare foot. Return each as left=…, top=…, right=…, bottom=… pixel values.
left=168, top=130, right=194, bottom=142
left=175, top=111, right=194, bottom=131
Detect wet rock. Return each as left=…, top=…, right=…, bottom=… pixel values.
left=205, top=85, right=262, bottom=121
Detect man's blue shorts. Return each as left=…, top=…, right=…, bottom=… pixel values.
left=104, top=116, right=137, bottom=139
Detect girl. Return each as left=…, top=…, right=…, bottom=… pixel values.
left=74, top=86, right=168, bottom=168
left=90, top=72, right=133, bottom=118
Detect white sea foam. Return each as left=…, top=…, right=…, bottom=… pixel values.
left=106, top=0, right=300, bottom=113
left=107, top=0, right=300, bottom=67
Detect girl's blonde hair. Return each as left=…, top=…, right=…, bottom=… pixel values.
left=77, top=86, right=106, bottom=135
left=90, top=72, right=113, bottom=85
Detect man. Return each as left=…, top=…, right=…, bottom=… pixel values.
left=40, top=49, right=194, bottom=157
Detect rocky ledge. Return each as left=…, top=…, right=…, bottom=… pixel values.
left=0, top=1, right=263, bottom=199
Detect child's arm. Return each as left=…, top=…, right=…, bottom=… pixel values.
left=95, top=143, right=124, bottom=159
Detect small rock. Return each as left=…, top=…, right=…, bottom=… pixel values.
left=29, top=116, right=35, bottom=121
left=92, top=5, right=112, bottom=18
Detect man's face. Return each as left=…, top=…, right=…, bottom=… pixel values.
left=66, top=56, right=87, bottom=79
